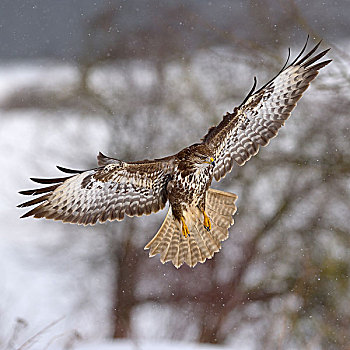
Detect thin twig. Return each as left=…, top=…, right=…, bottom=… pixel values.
left=17, top=316, right=65, bottom=350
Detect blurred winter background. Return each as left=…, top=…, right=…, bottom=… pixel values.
left=1, top=0, right=349, bottom=349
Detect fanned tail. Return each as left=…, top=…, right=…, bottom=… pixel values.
left=144, top=188, right=238, bottom=268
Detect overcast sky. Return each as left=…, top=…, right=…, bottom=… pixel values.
left=0, top=0, right=348, bottom=61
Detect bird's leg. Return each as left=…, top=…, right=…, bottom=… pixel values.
left=181, top=217, right=190, bottom=238
left=198, top=197, right=211, bottom=232
left=202, top=210, right=211, bottom=232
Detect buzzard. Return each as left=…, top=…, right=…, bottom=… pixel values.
left=18, top=39, right=331, bottom=268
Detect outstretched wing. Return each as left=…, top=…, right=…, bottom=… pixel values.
left=203, top=39, right=331, bottom=182
left=18, top=152, right=175, bottom=225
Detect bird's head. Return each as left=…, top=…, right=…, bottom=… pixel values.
left=185, top=143, right=216, bottom=168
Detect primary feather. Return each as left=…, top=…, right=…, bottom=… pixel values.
left=19, top=157, right=175, bottom=225
left=203, top=40, right=331, bottom=181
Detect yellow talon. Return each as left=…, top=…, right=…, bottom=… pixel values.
left=181, top=217, right=190, bottom=238
left=203, top=211, right=211, bottom=231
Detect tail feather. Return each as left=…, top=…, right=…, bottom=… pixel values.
left=144, top=188, right=238, bottom=268
left=191, top=221, right=212, bottom=260
left=195, top=219, right=220, bottom=255
left=155, top=226, right=173, bottom=258
left=163, top=225, right=180, bottom=262
left=187, top=235, right=202, bottom=267
left=207, top=202, right=236, bottom=216
left=206, top=208, right=234, bottom=230
left=208, top=220, right=229, bottom=242
left=147, top=209, right=173, bottom=255
left=178, top=238, right=190, bottom=266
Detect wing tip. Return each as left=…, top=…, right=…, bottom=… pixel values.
left=56, top=165, right=84, bottom=174
left=29, top=176, right=70, bottom=184
left=30, top=177, right=41, bottom=183
left=309, top=59, right=332, bottom=71
left=239, top=76, right=258, bottom=108
left=18, top=189, right=31, bottom=196
left=97, top=151, right=121, bottom=166
left=19, top=207, right=43, bottom=219
left=207, top=36, right=331, bottom=182
left=20, top=212, right=32, bottom=219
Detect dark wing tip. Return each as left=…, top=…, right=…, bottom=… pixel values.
left=301, top=48, right=331, bottom=69
left=252, top=38, right=330, bottom=96
left=308, top=59, right=332, bottom=71
left=30, top=176, right=71, bottom=184
left=19, top=174, right=72, bottom=216
left=289, top=35, right=310, bottom=66
left=19, top=207, right=45, bottom=219
left=294, top=39, right=323, bottom=66
left=239, top=76, right=258, bottom=108
left=19, top=184, right=60, bottom=196
left=97, top=151, right=121, bottom=167
left=19, top=189, right=31, bottom=195
left=97, top=151, right=108, bottom=165
left=254, top=46, right=292, bottom=95
left=17, top=194, right=49, bottom=208
left=97, top=151, right=109, bottom=161
left=56, top=165, right=84, bottom=174
left=20, top=212, right=32, bottom=219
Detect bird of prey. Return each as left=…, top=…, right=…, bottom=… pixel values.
left=18, top=39, right=331, bottom=268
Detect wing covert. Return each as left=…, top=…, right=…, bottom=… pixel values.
left=18, top=155, right=175, bottom=225
left=203, top=39, right=331, bottom=182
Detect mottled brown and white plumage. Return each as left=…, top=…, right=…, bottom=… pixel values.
left=18, top=39, right=331, bottom=268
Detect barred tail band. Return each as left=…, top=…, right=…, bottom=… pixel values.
left=144, top=188, right=238, bottom=268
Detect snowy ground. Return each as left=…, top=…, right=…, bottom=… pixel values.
left=1, top=115, right=112, bottom=347
left=73, top=340, right=251, bottom=350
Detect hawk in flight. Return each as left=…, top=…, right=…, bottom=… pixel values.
left=19, top=39, right=331, bottom=268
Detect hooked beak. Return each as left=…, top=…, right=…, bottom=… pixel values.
left=205, top=157, right=215, bottom=166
